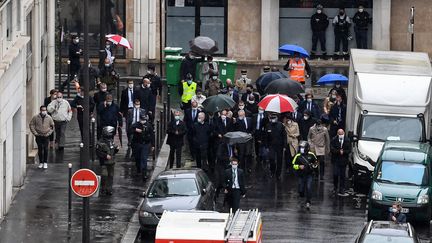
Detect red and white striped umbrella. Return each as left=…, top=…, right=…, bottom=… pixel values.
left=258, top=94, right=298, bottom=113
left=106, top=34, right=132, bottom=49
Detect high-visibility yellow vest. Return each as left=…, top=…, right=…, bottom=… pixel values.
left=181, top=81, right=197, bottom=103
left=289, top=58, right=306, bottom=83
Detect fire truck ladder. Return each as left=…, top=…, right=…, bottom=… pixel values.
left=225, top=209, right=258, bottom=243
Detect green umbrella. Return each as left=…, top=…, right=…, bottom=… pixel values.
left=202, top=94, right=236, bottom=113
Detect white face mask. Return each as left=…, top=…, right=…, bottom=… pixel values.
left=271, top=118, right=277, bottom=123
left=238, top=105, right=245, bottom=110
left=212, top=76, right=217, bottom=80
left=287, top=120, right=292, bottom=124
left=101, top=89, right=107, bottom=92
left=307, top=98, right=312, bottom=102
left=57, top=97, right=63, bottom=102
left=198, top=118, right=204, bottom=123
left=300, top=148, right=305, bottom=154
left=335, top=84, right=341, bottom=88
left=317, top=10, right=322, bottom=14
left=338, top=135, right=344, bottom=139
left=221, top=115, right=227, bottom=120
left=248, top=100, right=254, bottom=104
left=392, top=208, right=398, bottom=213
left=232, top=164, right=238, bottom=169
left=238, top=116, right=244, bottom=120
left=304, top=116, right=309, bottom=120
left=41, top=111, right=47, bottom=116
left=175, top=116, right=180, bottom=120
left=258, top=110, right=264, bottom=114
left=74, top=39, right=79, bottom=44
left=106, top=45, right=110, bottom=49
left=331, top=95, right=336, bottom=99
left=105, top=64, right=110, bottom=67
left=128, top=84, right=134, bottom=89
left=107, top=101, right=112, bottom=106
left=359, top=8, right=364, bottom=13
left=241, top=75, right=247, bottom=79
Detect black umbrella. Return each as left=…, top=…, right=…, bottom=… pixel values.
left=202, top=94, right=235, bottom=113
left=189, top=36, right=219, bottom=56
left=223, top=132, right=253, bottom=145
left=256, top=72, right=287, bottom=95
left=264, top=78, right=305, bottom=96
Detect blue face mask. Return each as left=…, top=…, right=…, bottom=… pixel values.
left=187, top=80, right=192, bottom=84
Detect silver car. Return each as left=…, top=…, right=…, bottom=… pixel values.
left=138, top=169, right=216, bottom=232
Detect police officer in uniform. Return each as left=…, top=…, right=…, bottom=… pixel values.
left=130, top=114, right=155, bottom=180
left=96, top=126, right=119, bottom=196
left=292, top=141, right=318, bottom=209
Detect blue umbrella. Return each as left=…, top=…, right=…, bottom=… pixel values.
left=256, top=72, right=287, bottom=94
left=279, top=44, right=309, bottom=58
left=317, top=74, right=349, bottom=84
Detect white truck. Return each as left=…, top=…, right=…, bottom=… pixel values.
left=346, top=49, right=432, bottom=191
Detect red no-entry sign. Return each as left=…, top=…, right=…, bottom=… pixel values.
left=70, top=169, right=99, bottom=197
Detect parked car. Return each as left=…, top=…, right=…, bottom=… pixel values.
left=368, top=141, right=431, bottom=223
left=138, top=169, right=216, bottom=232
left=355, top=220, right=420, bottom=243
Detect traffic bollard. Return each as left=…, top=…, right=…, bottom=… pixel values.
left=158, top=118, right=163, bottom=149
left=160, top=110, right=165, bottom=139
left=163, top=102, right=167, bottom=129
left=91, top=117, right=96, bottom=166
left=79, top=143, right=84, bottom=168
left=156, top=120, right=160, bottom=154
left=68, top=163, right=72, bottom=226
left=67, top=60, right=71, bottom=98
left=167, top=91, right=171, bottom=123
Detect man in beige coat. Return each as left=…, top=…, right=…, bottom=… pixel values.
left=284, top=115, right=300, bottom=172
left=308, top=119, right=330, bottom=180
left=47, top=92, right=73, bottom=150
left=29, top=106, right=54, bottom=169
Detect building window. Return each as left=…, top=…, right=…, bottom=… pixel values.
left=59, top=0, right=126, bottom=58
left=6, top=1, right=12, bottom=41
left=16, top=0, right=21, bottom=31
left=26, top=11, right=32, bottom=82
left=166, top=0, right=227, bottom=55
left=279, top=0, right=373, bottom=55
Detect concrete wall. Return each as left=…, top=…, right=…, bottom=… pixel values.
left=391, top=0, right=432, bottom=55
left=227, top=0, right=261, bottom=60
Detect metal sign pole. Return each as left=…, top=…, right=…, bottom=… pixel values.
left=409, top=6, right=415, bottom=52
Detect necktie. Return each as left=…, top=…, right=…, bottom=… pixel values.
left=135, top=108, right=139, bottom=123
left=228, top=145, right=232, bottom=157
left=308, top=103, right=311, bottom=111
left=256, top=116, right=260, bottom=130
left=340, top=139, right=343, bottom=148
left=223, top=119, right=226, bottom=127
left=244, top=119, right=248, bottom=130
left=192, top=110, right=196, bottom=120
left=232, top=169, right=236, bottom=188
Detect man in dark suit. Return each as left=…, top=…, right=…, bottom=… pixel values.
left=224, top=157, right=246, bottom=213
left=192, top=112, right=211, bottom=170
left=298, top=93, right=321, bottom=120
left=329, top=93, right=347, bottom=138
left=265, top=114, right=287, bottom=179
left=234, top=110, right=253, bottom=171
left=184, top=100, right=200, bottom=157
left=215, top=110, right=233, bottom=140
left=136, top=78, right=155, bottom=120
left=330, top=128, right=351, bottom=197
left=252, top=108, right=267, bottom=167
left=290, top=109, right=302, bottom=124
left=299, top=110, right=316, bottom=141
left=167, top=110, right=187, bottom=168
left=120, top=80, right=136, bottom=116
left=126, top=99, right=147, bottom=159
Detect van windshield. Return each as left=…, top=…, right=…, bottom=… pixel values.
left=377, top=161, right=428, bottom=186
left=361, top=115, right=422, bottom=141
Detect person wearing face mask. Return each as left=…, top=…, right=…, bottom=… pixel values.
left=299, top=93, right=321, bottom=120
left=310, top=4, right=329, bottom=60
left=184, top=101, right=200, bottom=157
left=322, top=90, right=337, bottom=125
left=245, top=94, right=258, bottom=114
left=283, top=115, right=300, bottom=173
left=61, top=36, right=83, bottom=92
left=130, top=114, right=154, bottom=180
left=96, top=126, right=119, bottom=195
left=329, top=93, right=347, bottom=138
left=283, top=52, right=311, bottom=84
left=332, top=7, right=351, bottom=60
left=264, top=114, right=287, bottom=179
left=205, top=71, right=223, bottom=97
left=44, top=89, right=58, bottom=148
left=99, top=58, right=119, bottom=91
left=328, top=81, right=347, bottom=104
left=166, top=110, right=187, bottom=169
left=71, top=88, right=95, bottom=140
left=299, top=110, right=316, bottom=141
left=215, top=109, right=233, bottom=144
left=307, top=119, right=330, bottom=180
left=93, top=83, right=109, bottom=108
left=191, top=88, right=206, bottom=108
left=235, top=70, right=251, bottom=97
left=97, top=94, right=122, bottom=140
left=179, top=73, right=197, bottom=110
left=47, top=92, right=73, bottom=150
left=137, top=78, right=156, bottom=120
left=101, top=41, right=114, bottom=68
left=330, top=129, right=351, bottom=196
left=252, top=108, right=268, bottom=168
left=388, top=202, right=407, bottom=224
left=292, top=141, right=317, bottom=209
left=223, top=157, right=246, bottom=212
left=241, top=84, right=259, bottom=103
left=192, top=112, right=212, bottom=170
left=233, top=110, right=253, bottom=171
left=353, top=4, right=371, bottom=49
left=120, top=80, right=137, bottom=118
left=233, top=101, right=252, bottom=118
left=143, top=64, right=162, bottom=100
left=202, top=55, right=219, bottom=89
left=29, top=106, right=54, bottom=169
left=126, top=99, right=147, bottom=158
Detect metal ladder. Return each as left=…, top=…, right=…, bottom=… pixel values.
left=225, top=209, right=258, bottom=243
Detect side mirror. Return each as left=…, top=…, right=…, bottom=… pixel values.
left=140, top=192, right=146, bottom=198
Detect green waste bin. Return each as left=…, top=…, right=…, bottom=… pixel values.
left=165, top=55, right=183, bottom=86
left=217, top=59, right=237, bottom=86
left=163, top=47, right=183, bottom=57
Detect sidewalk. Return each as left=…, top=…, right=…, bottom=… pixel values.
left=0, top=114, right=149, bottom=242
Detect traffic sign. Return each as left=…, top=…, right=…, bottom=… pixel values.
left=71, top=169, right=99, bottom=197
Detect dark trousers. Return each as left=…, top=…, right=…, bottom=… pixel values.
left=101, top=164, right=115, bottom=193
left=182, top=101, right=191, bottom=110
left=49, top=133, right=54, bottom=142
left=215, top=159, right=228, bottom=200
left=133, top=143, right=150, bottom=173
left=333, top=163, right=346, bottom=193
left=35, top=136, right=49, bottom=163
left=207, top=140, right=217, bottom=171
left=334, top=31, right=348, bottom=53
left=228, top=188, right=242, bottom=213
left=187, top=132, right=194, bottom=158
left=169, top=145, right=182, bottom=168
left=317, top=155, right=325, bottom=178
left=195, top=146, right=208, bottom=170
left=269, top=146, right=283, bottom=177
left=312, top=31, right=327, bottom=53
left=54, top=120, right=68, bottom=147
left=284, top=147, right=293, bottom=172
left=355, top=29, right=368, bottom=49
left=298, top=174, right=313, bottom=203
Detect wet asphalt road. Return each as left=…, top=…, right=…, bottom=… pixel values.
left=139, top=158, right=431, bottom=243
